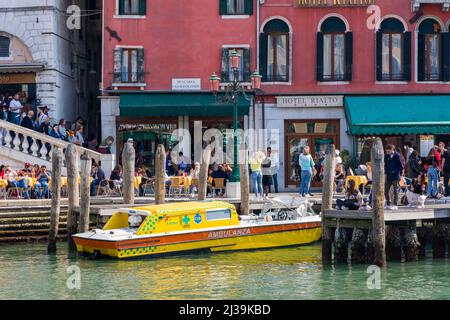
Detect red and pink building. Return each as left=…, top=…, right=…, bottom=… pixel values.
left=100, top=0, right=450, bottom=190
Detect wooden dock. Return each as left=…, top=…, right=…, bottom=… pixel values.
left=322, top=206, right=450, bottom=264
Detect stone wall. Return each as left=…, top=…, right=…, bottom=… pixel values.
left=0, top=0, right=88, bottom=124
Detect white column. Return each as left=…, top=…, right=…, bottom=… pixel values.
left=183, top=116, right=191, bottom=163
left=100, top=96, right=120, bottom=155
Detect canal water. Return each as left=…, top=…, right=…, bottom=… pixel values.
left=1, top=243, right=449, bottom=299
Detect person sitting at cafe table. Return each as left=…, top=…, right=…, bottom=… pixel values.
left=34, top=165, right=50, bottom=199
left=90, top=162, right=107, bottom=196
left=336, top=180, right=363, bottom=211
left=11, top=169, right=31, bottom=199
left=109, top=165, right=123, bottom=192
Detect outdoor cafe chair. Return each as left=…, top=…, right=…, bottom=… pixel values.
left=169, top=176, right=184, bottom=198
left=212, top=178, right=226, bottom=197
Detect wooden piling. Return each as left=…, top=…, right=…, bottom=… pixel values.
left=370, top=138, right=387, bottom=267
left=122, top=140, right=136, bottom=204
left=321, top=144, right=336, bottom=263
left=79, top=152, right=91, bottom=233
left=334, top=227, right=349, bottom=263
left=432, top=223, right=447, bottom=259
left=403, top=224, right=420, bottom=262
left=240, top=146, right=250, bottom=215
left=47, top=147, right=62, bottom=254
left=351, top=228, right=368, bottom=263
left=198, top=147, right=211, bottom=201
left=417, top=226, right=428, bottom=258
left=155, top=144, right=166, bottom=205
left=386, top=225, right=402, bottom=261
left=65, top=144, right=79, bottom=250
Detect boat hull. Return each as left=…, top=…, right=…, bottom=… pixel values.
left=74, top=221, right=322, bottom=259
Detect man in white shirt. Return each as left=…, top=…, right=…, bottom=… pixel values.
left=268, top=147, right=280, bottom=193
left=8, top=94, right=22, bottom=125
left=335, top=149, right=343, bottom=166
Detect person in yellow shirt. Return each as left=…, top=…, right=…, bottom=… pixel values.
left=250, top=151, right=265, bottom=201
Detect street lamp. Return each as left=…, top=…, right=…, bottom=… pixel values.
left=209, top=49, right=262, bottom=185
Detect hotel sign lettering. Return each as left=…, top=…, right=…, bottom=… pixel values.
left=295, top=0, right=374, bottom=7
left=277, top=96, right=344, bottom=108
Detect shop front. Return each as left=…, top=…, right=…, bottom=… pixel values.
left=264, top=95, right=352, bottom=191
left=0, top=70, right=39, bottom=112
left=115, top=92, right=250, bottom=173
left=344, top=95, right=450, bottom=162
left=285, top=119, right=340, bottom=187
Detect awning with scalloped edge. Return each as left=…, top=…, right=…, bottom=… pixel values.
left=344, top=95, right=450, bottom=136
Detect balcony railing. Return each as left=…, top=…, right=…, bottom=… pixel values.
left=322, top=74, right=347, bottom=82
left=265, top=74, right=289, bottom=82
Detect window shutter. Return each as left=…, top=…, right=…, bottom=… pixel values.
left=376, top=31, right=382, bottom=81
left=259, top=33, right=268, bottom=82
left=442, top=32, right=450, bottom=82
left=0, top=36, right=10, bottom=57
left=137, top=48, right=145, bottom=83
left=345, top=32, right=353, bottom=81
left=417, top=33, right=425, bottom=81
left=316, top=32, right=324, bottom=82
left=403, top=31, right=411, bottom=81
left=139, top=0, right=147, bottom=15
left=219, top=0, right=227, bottom=15
left=243, top=48, right=251, bottom=82
left=118, top=0, right=124, bottom=15
left=113, top=47, right=122, bottom=82
left=245, top=0, right=253, bottom=15
left=221, top=48, right=230, bottom=82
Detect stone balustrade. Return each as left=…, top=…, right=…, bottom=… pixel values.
left=0, top=119, right=115, bottom=176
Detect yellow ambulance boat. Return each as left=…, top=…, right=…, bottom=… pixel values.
left=73, top=199, right=321, bottom=259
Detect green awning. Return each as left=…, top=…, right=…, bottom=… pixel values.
left=120, top=93, right=250, bottom=117
left=344, top=96, right=450, bottom=136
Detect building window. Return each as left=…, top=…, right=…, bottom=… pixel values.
left=377, top=18, right=410, bottom=81
left=118, top=0, right=146, bottom=16
left=417, top=19, right=448, bottom=82
left=221, top=48, right=250, bottom=82
left=317, top=17, right=352, bottom=82
left=0, top=36, right=11, bottom=58
left=219, top=0, right=253, bottom=16
left=260, top=19, right=290, bottom=82
left=113, top=47, right=145, bottom=83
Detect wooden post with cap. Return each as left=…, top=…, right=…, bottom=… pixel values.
left=321, top=144, right=336, bottom=264
left=371, top=138, right=387, bottom=267
left=122, top=140, right=136, bottom=205
left=48, top=147, right=62, bottom=254
left=198, top=147, right=211, bottom=201
left=79, top=152, right=91, bottom=233
left=240, top=145, right=250, bottom=215
left=155, top=144, right=166, bottom=205
left=65, top=144, right=79, bottom=250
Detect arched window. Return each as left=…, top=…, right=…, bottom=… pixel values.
left=317, top=17, right=352, bottom=82
left=259, top=19, right=290, bottom=82
left=0, top=36, right=10, bottom=58
left=417, top=18, right=449, bottom=82
left=376, top=18, right=410, bottom=81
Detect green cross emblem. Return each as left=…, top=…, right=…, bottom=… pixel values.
left=182, top=215, right=190, bottom=225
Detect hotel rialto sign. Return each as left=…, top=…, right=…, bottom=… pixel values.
left=295, top=0, right=374, bottom=7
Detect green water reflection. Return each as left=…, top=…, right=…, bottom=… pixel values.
left=0, top=243, right=449, bottom=299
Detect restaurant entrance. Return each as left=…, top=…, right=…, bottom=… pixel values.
left=285, top=119, right=340, bottom=188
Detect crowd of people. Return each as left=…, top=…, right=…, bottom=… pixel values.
left=0, top=93, right=113, bottom=154
left=0, top=163, right=51, bottom=199
left=334, top=141, right=450, bottom=211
